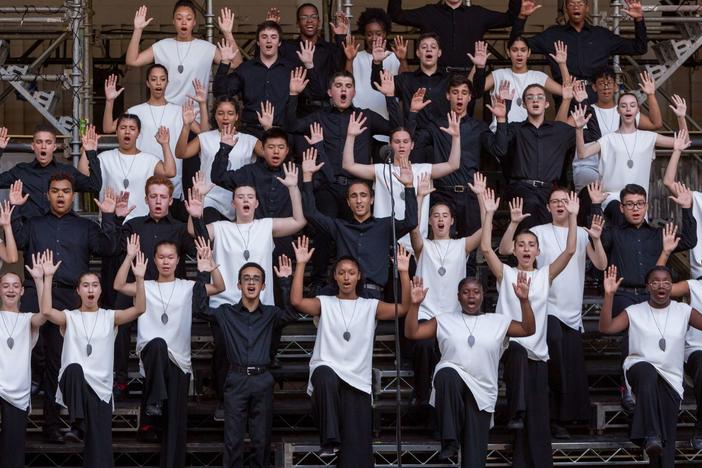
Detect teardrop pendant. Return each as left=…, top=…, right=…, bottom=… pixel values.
left=86, top=343, right=93, bottom=357
left=468, top=335, right=475, bottom=347
left=343, top=331, right=351, bottom=342
left=627, top=160, right=634, bottom=169
left=161, top=313, right=169, bottom=325
left=659, top=338, right=666, bottom=352
left=399, top=191, right=405, bottom=201
left=438, top=267, right=446, bottom=276
left=178, top=65, right=184, bottom=73
left=123, top=178, right=130, bottom=189
left=6, top=337, right=13, bottom=349
left=243, top=249, right=250, bottom=260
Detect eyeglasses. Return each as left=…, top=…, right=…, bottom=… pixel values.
left=299, top=14, right=319, bottom=21
left=622, top=201, right=647, bottom=210
left=648, top=281, right=672, bottom=289
left=548, top=198, right=568, bottom=205
left=241, top=275, right=262, bottom=284
left=524, top=95, right=546, bottom=102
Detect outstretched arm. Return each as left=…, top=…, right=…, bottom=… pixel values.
left=599, top=265, right=630, bottom=334
left=113, top=233, right=141, bottom=297
left=39, top=251, right=67, bottom=327
left=114, top=252, right=147, bottom=326
left=480, top=188, right=505, bottom=283
left=272, top=163, right=307, bottom=237
left=376, top=246, right=412, bottom=319
left=507, top=271, right=536, bottom=337
left=404, top=277, right=437, bottom=340
left=341, top=112, right=376, bottom=180
left=125, top=6, right=155, bottom=67
left=290, top=236, right=321, bottom=316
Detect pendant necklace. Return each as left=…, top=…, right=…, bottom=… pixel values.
left=0, top=311, right=20, bottom=349
left=460, top=311, right=480, bottom=347
left=156, top=280, right=177, bottom=325
left=148, top=104, right=167, bottom=132
left=79, top=310, right=100, bottom=357
left=595, top=106, right=618, bottom=135
left=382, top=164, right=405, bottom=201
left=116, top=151, right=138, bottom=189
left=431, top=239, right=452, bottom=276
left=337, top=297, right=358, bottom=342
left=510, top=70, right=526, bottom=107
left=550, top=224, right=566, bottom=252
left=618, top=130, right=638, bottom=169
left=234, top=222, right=253, bottom=260
left=648, top=303, right=670, bottom=352
left=174, top=40, right=194, bottom=74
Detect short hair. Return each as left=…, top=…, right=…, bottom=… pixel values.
left=548, top=185, right=570, bottom=199
left=296, top=3, right=318, bottom=18
left=116, top=113, right=142, bottom=132
left=620, top=184, right=647, bottom=200
left=211, top=96, right=242, bottom=129
left=457, top=276, right=482, bottom=292
left=416, top=32, right=441, bottom=50
left=522, top=83, right=547, bottom=105
left=145, top=175, right=174, bottom=197
left=261, top=127, right=289, bottom=146
left=233, top=184, right=258, bottom=199
left=328, top=71, right=355, bottom=89
left=447, top=74, right=475, bottom=97
left=48, top=172, right=75, bottom=191
left=617, top=92, right=639, bottom=105
left=33, top=123, right=57, bottom=138
left=154, top=240, right=179, bottom=257
left=357, top=8, right=392, bottom=34
left=346, top=179, right=374, bottom=198
left=507, top=35, right=530, bottom=49
left=514, top=229, right=539, bottom=247
left=645, top=265, right=672, bottom=284
left=238, top=262, right=266, bottom=284
left=256, top=20, right=283, bottom=39
left=173, top=0, right=197, bottom=16
left=146, top=63, right=168, bottom=80
left=592, top=66, right=616, bottom=83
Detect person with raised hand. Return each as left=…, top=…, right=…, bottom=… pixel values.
left=0, top=200, right=18, bottom=267
left=290, top=235, right=412, bottom=465
left=600, top=264, right=702, bottom=465
left=39, top=247, right=145, bottom=468
left=481, top=186, right=578, bottom=467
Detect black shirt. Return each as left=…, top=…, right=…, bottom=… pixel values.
left=197, top=277, right=297, bottom=367
left=0, top=153, right=101, bottom=219
left=279, top=36, right=345, bottom=102
left=387, top=0, right=520, bottom=68
left=12, top=210, right=118, bottom=287
left=120, top=214, right=196, bottom=280
left=502, top=120, right=575, bottom=182
left=513, top=20, right=648, bottom=82
left=597, top=206, right=697, bottom=288
left=302, top=181, right=418, bottom=286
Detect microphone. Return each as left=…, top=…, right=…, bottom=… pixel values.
left=379, top=144, right=394, bottom=163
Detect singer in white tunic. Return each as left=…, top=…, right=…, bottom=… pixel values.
left=38, top=250, right=146, bottom=468
left=480, top=188, right=579, bottom=468
left=114, top=235, right=224, bottom=468
left=341, top=111, right=462, bottom=252
left=0, top=270, right=45, bottom=468
left=498, top=189, right=607, bottom=438
left=600, top=265, right=702, bottom=467
left=290, top=236, right=412, bottom=467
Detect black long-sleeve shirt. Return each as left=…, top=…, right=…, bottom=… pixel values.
left=279, top=36, right=345, bottom=102
left=512, top=19, right=648, bottom=82
left=0, top=152, right=101, bottom=219
left=597, top=205, right=697, bottom=288
left=387, top=0, right=521, bottom=68
left=196, top=277, right=297, bottom=367
left=12, top=210, right=117, bottom=287
left=302, top=181, right=417, bottom=286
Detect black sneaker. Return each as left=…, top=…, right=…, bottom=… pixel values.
left=318, top=444, right=339, bottom=457
left=644, top=436, right=662, bottom=458
left=439, top=442, right=459, bottom=460
left=551, top=423, right=571, bottom=439
left=620, top=386, right=635, bottom=413
left=214, top=402, right=225, bottom=422
left=507, top=416, right=524, bottom=430
left=64, top=427, right=84, bottom=444
left=44, top=428, right=65, bottom=444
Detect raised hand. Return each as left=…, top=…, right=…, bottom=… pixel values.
left=155, top=126, right=170, bottom=146
left=104, top=74, right=124, bottom=101
left=25, top=252, right=45, bottom=279
left=273, top=254, right=293, bottom=278
left=216, top=39, right=239, bottom=64
left=573, top=80, right=588, bottom=103
left=276, top=162, right=299, bottom=188
left=439, top=111, right=461, bottom=137
left=292, top=235, right=315, bottom=263
left=342, top=35, right=360, bottom=62
left=392, top=36, right=408, bottom=61
left=482, top=187, right=500, bottom=214
left=410, top=276, right=428, bottom=305
left=371, top=37, right=390, bottom=63
left=519, top=0, right=542, bottom=18
left=587, top=181, right=608, bottom=205
left=565, top=191, right=580, bottom=216
left=256, top=101, right=275, bottom=130
left=468, top=172, right=487, bottom=196
left=669, top=181, right=693, bottom=208
left=126, top=233, right=141, bottom=258
left=549, top=40, right=568, bottom=64
left=304, top=122, right=324, bottom=146
left=189, top=79, right=207, bottom=104
left=622, top=0, right=644, bottom=20
left=673, top=129, right=691, bottom=152
left=497, top=80, right=515, bottom=101
left=297, top=40, right=316, bottom=69
left=570, top=104, right=591, bottom=128
left=486, top=94, right=507, bottom=120
left=670, top=94, right=687, bottom=118
left=347, top=111, right=368, bottom=137
left=40, top=249, right=61, bottom=277
left=191, top=170, right=214, bottom=196
left=217, top=7, right=235, bottom=33
left=182, top=99, right=196, bottom=126
left=115, top=191, right=135, bottom=218
left=467, top=41, right=491, bottom=68
left=638, top=71, right=656, bottom=96
left=8, top=180, right=28, bottom=206
left=265, top=7, right=281, bottom=23
left=94, top=186, right=117, bottom=214
left=392, top=158, right=414, bottom=187
left=586, top=214, right=605, bottom=240
left=301, top=147, right=324, bottom=175
left=133, top=5, right=154, bottom=30
left=410, top=88, right=432, bottom=113
left=184, top=187, right=205, bottom=218
left=290, top=67, right=309, bottom=95
left=81, top=124, right=100, bottom=152
left=373, top=69, right=395, bottom=97
left=509, top=197, right=531, bottom=224
left=561, top=77, right=574, bottom=101
left=603, top=265, right=623, bottom=294
left=131, top=251, right=148, bottom=278
left=0, top=127, right=8, bottom=149
left=220, top=123, right=239, bottom=147
left=396, top=244, right=411, bottom=272
left=0, top=200, right=14, bottom=227
left=330, top=11, right=350, bottom=36
left=416, top=172, right=435, bottom=198
left=512, top=271, right=531, bottom=300
left=662, top=223, right=680, bottom=254
left=195, top=237, right=218, bottom=272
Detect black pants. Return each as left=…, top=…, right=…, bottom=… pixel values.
left=546, top=316, right=590, bottom=423
left=309, top=185, right=350, bottom=284
left=0, top=397, right=28, bottom=468
left=141, top=338, right=190, bottom=468
left=20, top=285, right=77, bottom=434
left=223, top=370, right=274, bottom=468
left=504, top=182, right=552, bottom=230
left=408, top=321, right=440, bottom=405
left=434, top=368, right=491, bottom=467
left=502, top=342, right=553, bottom=468
left=59, top=363, right=114, bottom=468
left=685, top=350, right=702, bottom=431
left=626, top=361, right=680, bottom=468
left=310, top=366, right=373, bottom=468
left=113, top=292, right=134, bottom=387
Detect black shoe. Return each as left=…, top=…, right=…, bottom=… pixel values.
left=137, top=425, right=160, bottom=443
left=439, top=442, right=459, bottom=460
left=44, top=429, right=65, bottom=444
left=507, top=417, right=524, bottom=430
left=620, top=386, right=635, bottom=413
left=214, top=402, right=225, bottom=422
left=551, top=423, right=571, bottom=439
left=145, top=403, right=162, bottom=417
left=318, top=444, right=339, bottom=458
left=64, top=427, right=84, bottom=444
left=644, top=436, right=663, bottom=458
left=691, top=431, right=702, bottom=451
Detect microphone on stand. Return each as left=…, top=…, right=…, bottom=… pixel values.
left=379, top=144, right=394, bottom=164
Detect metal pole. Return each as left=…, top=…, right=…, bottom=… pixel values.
left=67, top=0, right=84, bottom=210
left=611, top=0, right=622, bottom=92
left=83, top=0, right=92, bottom=123
left=0, top=7, right=66, bottom=14
left=205, top=0, right=214, bottom=44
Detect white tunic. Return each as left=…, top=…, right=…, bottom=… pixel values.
left=531, top=224, right=590, bottom=331
left=210, top=218, right=274, bottom=307
left=690, top=191, right=702, bottom=279
left=198, top=129, right=257, bottom=219
left=372, top=163, right=431, bottom=252
left=496, top=266, right=550, bottom=361
left=489, top=68, right=548, bottom=131
left=152, top=38, right=216, bottom=113
left=97, top=149, right=161, bottom=221
left=416, top=238, right=466, bottom=320
left=138, top=279, right=196, bottom=376
left=0, top=312, right=38, bottom=410
left=598, top=130, right=657, bottom=209
left=127, top=102, right=184, bottom=199
left=684, top=280, right=702, bottom=362
left=352, top=50, right=400, bottom=143
left=431, top=311, right=511, bottom=412
left=308, top=296, right=379, bottom=396
left=623, top=301, right=691, bottom=399
left=57, top=309, right=117, bottom=406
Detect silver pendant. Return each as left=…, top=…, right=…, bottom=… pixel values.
left=438, top=266, right=446, bottom=276
left=161, top=313, right=169, bottom=325
left=178, top=65, right=184, bottom=73
left=343, top=331, right=351, bottom=342
left=515, top=97, right=522, bottom=107
left=6, top=337, right=13, bottom=349
left=468, top=335, right=475, bottom=347
left=399, top=191, right=405, bottom=201
left=243, top=249, right=250, bottom=260
left=659, top=338, right=666, bottom=352
left=627, top=160, right=634, bottom=169
left=123, top=178, right=130, bottom=188
left=86, top=343, right=93, bottom=357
